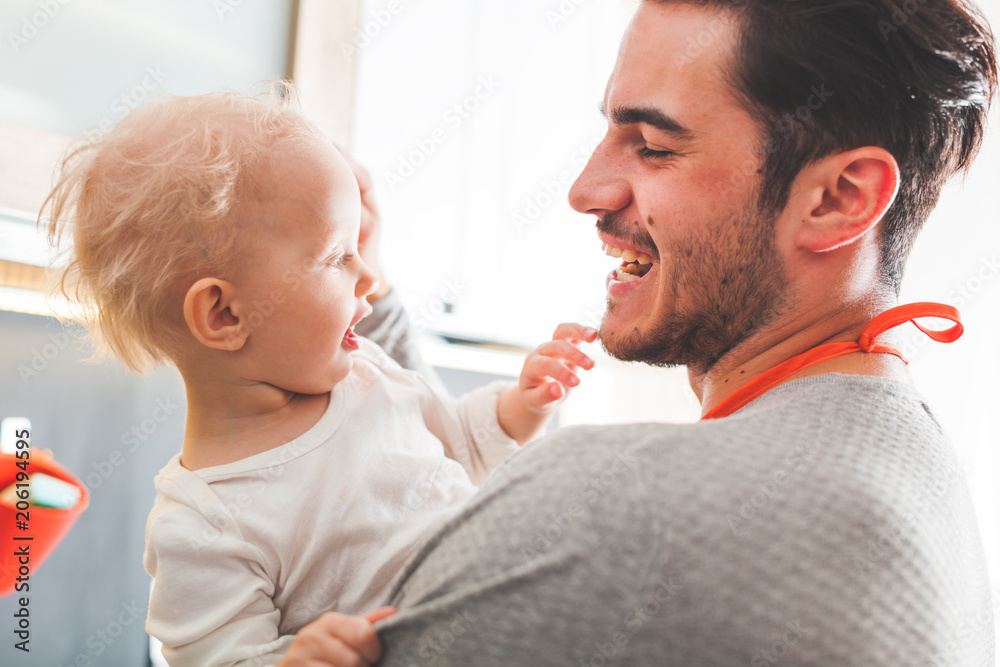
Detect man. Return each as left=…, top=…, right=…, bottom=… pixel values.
left=344, top=0, right=996, bottom=664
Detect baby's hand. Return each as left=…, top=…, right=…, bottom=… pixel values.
left=279, top=607, right=396, bottom=667
left=518, top=323, right=598, bottom=414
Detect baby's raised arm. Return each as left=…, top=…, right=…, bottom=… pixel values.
left=497, top=323, right=598, bottom=444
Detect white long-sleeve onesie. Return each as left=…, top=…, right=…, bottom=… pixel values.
left=143, top=338, right=519, bottom=666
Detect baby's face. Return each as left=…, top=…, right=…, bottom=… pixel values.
left=232, top=138, right=378, bottom=394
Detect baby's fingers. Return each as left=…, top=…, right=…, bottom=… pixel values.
left=282, top=616, right=368, bottom=666
left=534, top=339, right=595, bottom=371
left=521, top=381, right=566, bottom=412
left=313, top=612, right=383, bottom=664
left=524, top=356, right=582, bottom=390
left=552, top=322, right=599, bottom=344
left=363, top=606, right=397, bottom=624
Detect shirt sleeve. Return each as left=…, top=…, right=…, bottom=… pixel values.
left=144, top=478, right=293, bottom=666
left=414, top=376, right=522, bottom=485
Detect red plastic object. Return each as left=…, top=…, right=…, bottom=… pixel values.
left=0, top=448, right=90, bottom=596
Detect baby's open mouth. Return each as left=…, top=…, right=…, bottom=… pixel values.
left=603, top=243, right=654, bottom=283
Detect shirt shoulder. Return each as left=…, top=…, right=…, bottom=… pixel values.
left=145, top=460, right=252, bottom=573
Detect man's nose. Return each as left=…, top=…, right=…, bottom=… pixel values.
left=568, top=139, right=632, bottom=216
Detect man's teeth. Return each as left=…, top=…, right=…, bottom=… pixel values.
left=614, top=268, right=643, bottom=283
left=602, top=242, right=654, bottom=282
left=602, top=244, right=653, bottom=265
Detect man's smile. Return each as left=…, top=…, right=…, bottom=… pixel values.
left=603, top=241, right=655, bottom=282
left=598, top=232, right=658, bottom=294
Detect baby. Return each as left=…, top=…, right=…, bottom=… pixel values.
left=43, top=83, right=596, bottom=666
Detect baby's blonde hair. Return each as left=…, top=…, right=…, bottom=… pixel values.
left=43, top=80, right=320, bottom=373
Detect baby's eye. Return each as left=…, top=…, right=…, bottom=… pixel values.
left=328, top=253, right=355, bottom=268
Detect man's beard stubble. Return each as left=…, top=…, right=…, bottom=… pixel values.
left=598, top=201, right=792, bottom=376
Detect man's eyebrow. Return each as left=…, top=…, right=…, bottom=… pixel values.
left=598, top=101, right=695, bottom=140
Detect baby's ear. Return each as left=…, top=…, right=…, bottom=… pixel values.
left=183, top=278, right=248, bottom=351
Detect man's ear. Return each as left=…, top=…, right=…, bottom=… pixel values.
left=793, top=146, right=900, bottom=253
left=183, top=278, right=248, bottom=352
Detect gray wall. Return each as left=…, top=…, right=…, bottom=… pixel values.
left=0, top=309, right=184, bottom=666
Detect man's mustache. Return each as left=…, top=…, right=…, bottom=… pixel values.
left=596, top=213, right=660, bottom=260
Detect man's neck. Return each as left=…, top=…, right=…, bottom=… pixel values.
left=690, top=297, right=911, bottom=418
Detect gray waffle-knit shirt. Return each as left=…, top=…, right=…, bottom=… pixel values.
left=357, top=293, right=995, bottom=666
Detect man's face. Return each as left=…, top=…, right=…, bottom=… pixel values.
left=569, top=2, right=792, bottom=374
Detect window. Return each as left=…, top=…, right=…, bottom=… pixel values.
left=352, top=0, right=637, bottom=347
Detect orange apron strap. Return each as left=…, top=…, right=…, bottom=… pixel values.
left=858, top=302, right=963, bottom=349
left=700, top=303, right=962, bottom=421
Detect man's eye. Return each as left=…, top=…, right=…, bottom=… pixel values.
left=639, top=146, right=676, bottom=160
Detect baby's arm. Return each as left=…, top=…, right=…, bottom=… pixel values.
left=496, top=323, right=598, bottom=444
left=278, top=607, right=396, bottom=667
left=384, top=323, right=595, bottom=483
left=145, top=496, right=294, bottom=665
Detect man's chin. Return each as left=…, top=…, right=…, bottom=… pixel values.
left=598, top=320, right=687, bottom=370
left=599, top=303, right=738, bottom=373
left=599, top=311, right=647, bottom=363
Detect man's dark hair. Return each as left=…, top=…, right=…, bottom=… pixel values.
left=649, top=0, right=997, bottom=293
